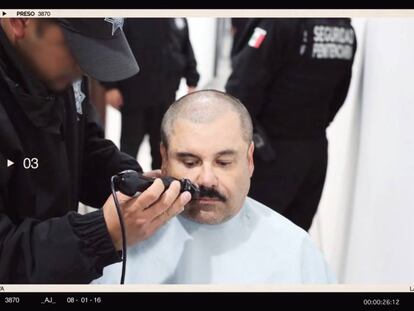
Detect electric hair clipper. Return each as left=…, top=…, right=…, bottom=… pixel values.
left=111, top=170, right=200, bottom=198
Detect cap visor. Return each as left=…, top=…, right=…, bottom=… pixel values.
left=62, top=28, right=139, bottom=82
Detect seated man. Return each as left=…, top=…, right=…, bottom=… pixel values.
left=94, top=90, right=335, bottom=284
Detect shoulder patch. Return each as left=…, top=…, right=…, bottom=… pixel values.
left=248, top=27, right=267, bottom=49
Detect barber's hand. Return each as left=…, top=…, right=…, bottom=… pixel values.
left=103, top=179, right=191, bottom=250
left=105, top=88, right=124, bottom=110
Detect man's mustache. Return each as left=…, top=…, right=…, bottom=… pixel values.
left=196, top=186, right=227, bottom=202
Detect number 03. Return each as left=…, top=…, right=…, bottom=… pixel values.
left=23, top=158, right=39, bottom=169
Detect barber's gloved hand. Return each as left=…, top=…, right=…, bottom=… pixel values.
left=102, top=178, right=191, bottom=250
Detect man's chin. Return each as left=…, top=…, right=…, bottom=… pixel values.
left=182, top=204, right=224, bottom=225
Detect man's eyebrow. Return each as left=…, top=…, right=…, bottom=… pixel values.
left=175, top=152, right=199, bottom=158
left=216, top=149, right=237, bottom=157
left=174, top=150, right=237, bottom=158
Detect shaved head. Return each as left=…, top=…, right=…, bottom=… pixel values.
left=160, top=89, right=255, bottom=225
left=161, top=89, right=253, bottom=149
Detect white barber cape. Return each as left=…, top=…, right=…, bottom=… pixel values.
left=94, top=197, right=335, bottom=284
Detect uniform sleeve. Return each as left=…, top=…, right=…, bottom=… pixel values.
left=0, top=198, right=121, bottom=283
left=0, top=87, right=138, bottom=283
left=225, top=19, right=282, bottom=118
left=182, top=19, right=200, bottom=87
left=80, top=100, right=142, bottom=208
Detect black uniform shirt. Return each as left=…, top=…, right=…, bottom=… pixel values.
left=0, top=27, right=141, bottom=283
left=226, top=18, right=357, bottom=140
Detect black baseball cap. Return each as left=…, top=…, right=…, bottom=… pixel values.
left=57, top=18, right=139, bottom=82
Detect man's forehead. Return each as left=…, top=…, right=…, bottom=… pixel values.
left=172, top=112, right=242, bottom=134
left=169, top=118, right=245, bottom=156
left=170, top=114, right=244, bottom=145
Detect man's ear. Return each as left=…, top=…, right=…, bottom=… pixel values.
left=160, top=143, right=168, bottom=174
left=248, top=142, right=254, bottom=177
left=8, top=19, right=30, bottom=41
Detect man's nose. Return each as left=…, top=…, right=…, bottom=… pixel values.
left=196, top=164, right=218, bottom=189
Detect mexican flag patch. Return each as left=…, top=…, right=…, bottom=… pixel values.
left=248, top=27, right=267, bottom=49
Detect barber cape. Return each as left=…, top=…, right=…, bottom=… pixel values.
left=94, top=197, right=335, bottom=284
